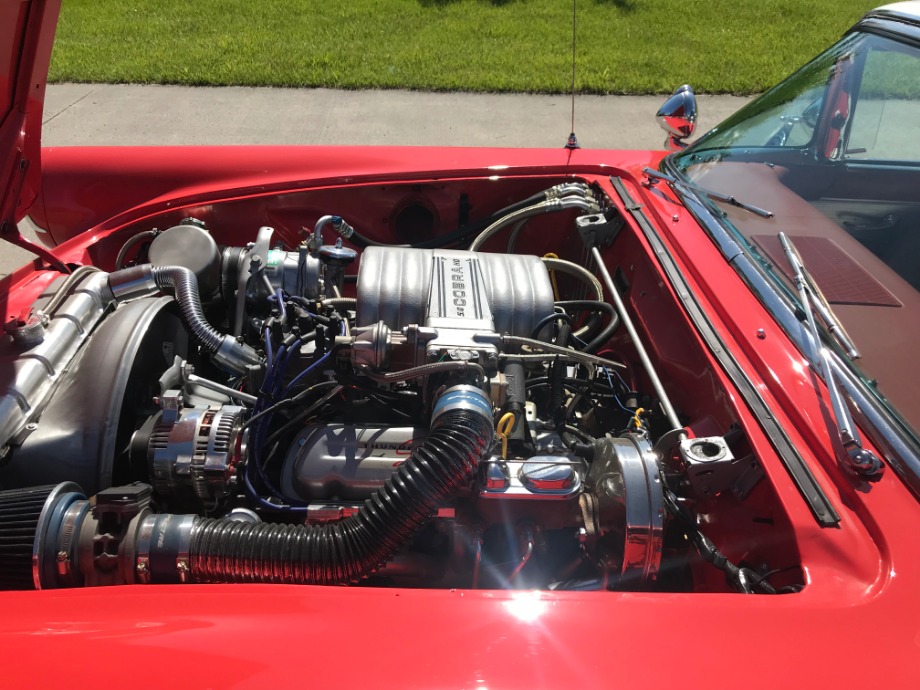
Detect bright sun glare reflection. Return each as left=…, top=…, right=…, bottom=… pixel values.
left=503, top=591, right=548, bottom=623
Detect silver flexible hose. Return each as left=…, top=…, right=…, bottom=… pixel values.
left=467, top=196, right=599, bottom=251
left=540, top=256, right=604, bottom=339
left=364, top=361, right=487, bottom=385
left=321, top=297, right=358, bottom=309
left=492, top=334, right=625, bottom=370
left=547, top=183, right=591, bottom=199
left=540, top=256, right=603, bottom=301
left=41, top=266, right=102, bottom=317
left=506, top=186, right=593, bottom=251
left=311, top=215, right=337, bottom=249
left=151, top=266, right=223, bottom=351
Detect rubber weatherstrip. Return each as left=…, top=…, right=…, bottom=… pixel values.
left=609, top=176, right=840, bottom=527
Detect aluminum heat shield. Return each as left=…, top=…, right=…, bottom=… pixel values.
left=356, top=247, right=554, bottom=337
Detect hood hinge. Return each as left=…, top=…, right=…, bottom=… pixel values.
left=0, top=151, right=70, bottom=274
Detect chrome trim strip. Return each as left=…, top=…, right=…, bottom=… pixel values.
left=852, top=16, right=920, bottom=48
left=858, top=9, right=920, bottom=30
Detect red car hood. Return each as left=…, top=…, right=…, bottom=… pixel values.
left=0, top=0, right=58, bottom=235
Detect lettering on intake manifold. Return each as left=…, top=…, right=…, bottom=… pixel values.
left=357, top=247, right=554, bottom=338
left=354, top=247, right=555, bottom=367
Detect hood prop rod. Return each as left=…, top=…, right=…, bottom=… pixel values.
left=591, top=246, right=683, bottom=432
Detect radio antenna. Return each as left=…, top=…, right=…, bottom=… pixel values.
left=564, top=0, right=580, bottom=150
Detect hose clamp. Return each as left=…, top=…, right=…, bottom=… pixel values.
left=135, top=514, right=197, bottom=584
left=31, top=482, right=85, bottom=590
left=431, top=385, right=492, bottom=426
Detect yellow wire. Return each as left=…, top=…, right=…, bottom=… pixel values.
left=496, top=412, right=516, bottom=459
left=633, top=407, right=646, bottom=430
left=543, top=252, right=561, bottom=300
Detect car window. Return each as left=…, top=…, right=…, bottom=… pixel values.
left=676, top=34, right=862, bottom=158
left=674, top=31, right=920, bottom=446
left=845, top=45, right=920, bottom=162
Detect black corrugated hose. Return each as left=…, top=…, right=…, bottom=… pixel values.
left=189, top=408, right=494, bottom=584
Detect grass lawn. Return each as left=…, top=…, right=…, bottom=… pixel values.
left=49, top=0, right=879, bottom=94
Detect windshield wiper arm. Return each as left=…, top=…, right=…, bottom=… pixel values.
left=774, top=231, right=860, bottom=359
left=643, top=167, right=774, bottom=219
left=800, top=268, right=861, bottom=360
left=779, top=232, right=882, bottom=479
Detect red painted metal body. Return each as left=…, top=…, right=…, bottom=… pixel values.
left=3, top=0, right=919, bottom=686
left=1, top=580, right=919, bottom=689
left=1, top=145, right=918, bottom=687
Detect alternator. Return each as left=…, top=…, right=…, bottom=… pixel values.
left=135, top=392, right=245, bottom=502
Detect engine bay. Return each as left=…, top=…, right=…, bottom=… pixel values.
left=0, top=174, right=805, bottom=593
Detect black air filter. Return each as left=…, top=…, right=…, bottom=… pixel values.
left=0, top=483, right=82, bottom=590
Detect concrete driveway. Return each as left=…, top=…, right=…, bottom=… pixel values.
left=3, top=84, right=751, bottom=276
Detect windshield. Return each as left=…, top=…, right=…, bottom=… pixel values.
left=672, top=29, right=920, bottom=440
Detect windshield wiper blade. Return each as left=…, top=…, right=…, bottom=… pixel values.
left=779, top=232, right=883, bottom=479
left=643, top=168, right=774, bottom=219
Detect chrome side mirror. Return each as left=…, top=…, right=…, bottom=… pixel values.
left=656, top=84, right=697, bottom=151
